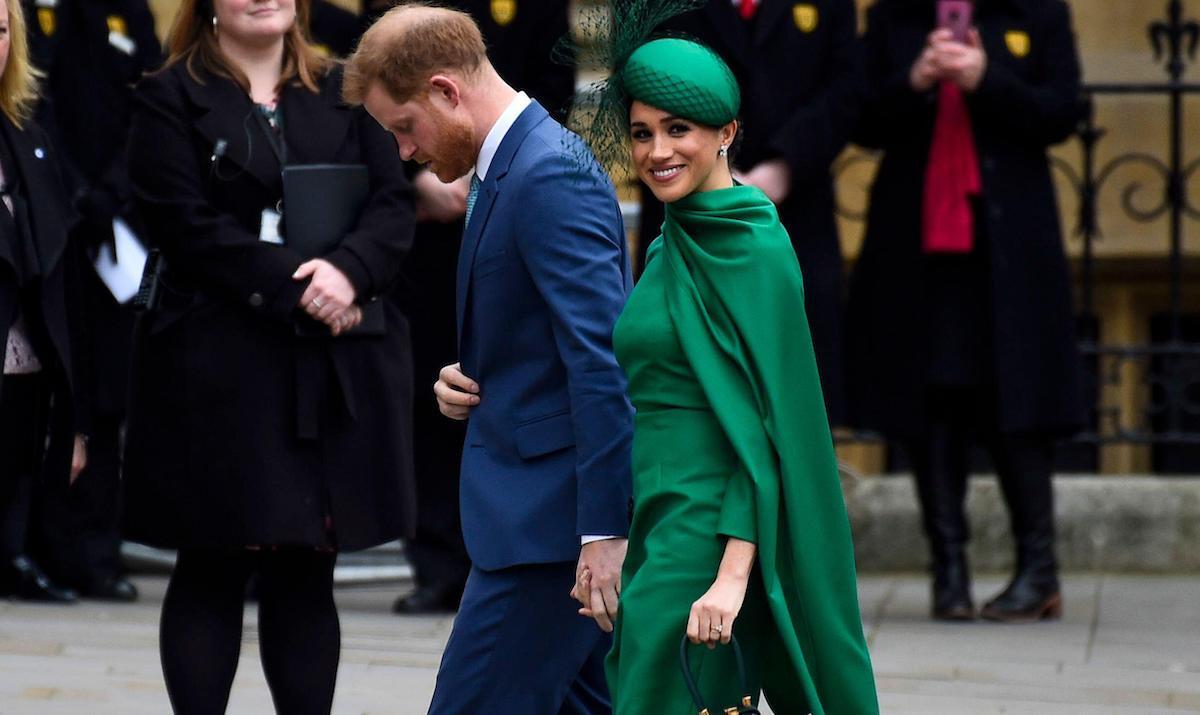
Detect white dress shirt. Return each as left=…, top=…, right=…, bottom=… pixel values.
left=475, top=91, right=531, bottom=182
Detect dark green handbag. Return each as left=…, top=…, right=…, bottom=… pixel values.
left=678, top=635, right=761, bottom=715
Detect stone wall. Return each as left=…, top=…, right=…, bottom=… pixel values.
left=845, top=475, right=1200, bottom=573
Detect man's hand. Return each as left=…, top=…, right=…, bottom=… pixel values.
left=70, top=434, right=87, bottom=486
left=934, top=29, right=988, bottom=92
left=434, top=362, right=480, bottom=420
left=574, top=538, right=627, bottom=632
left=294, top=259, right=358, bottom=330
left=414, top=171, right=470, bottom=223
left=739, top=159, right=792, bottom=205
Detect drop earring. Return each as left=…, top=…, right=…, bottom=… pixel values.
left=718, top=145, right=729, bottom=157
left=212, top=15, right=218, bottom=32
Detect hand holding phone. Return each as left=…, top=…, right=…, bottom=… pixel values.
left=937, top=0, right=973, bottom=44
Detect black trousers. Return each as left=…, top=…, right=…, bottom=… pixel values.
left=906, top=386, right=1058, bottom=574
left=0, top=373, right=49, bottom=560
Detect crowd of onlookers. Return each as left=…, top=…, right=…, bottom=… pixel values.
left=0, top=0, right=1084, bottom=629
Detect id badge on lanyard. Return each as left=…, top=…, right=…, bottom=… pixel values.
left=252, top=107, right=288, bottom=245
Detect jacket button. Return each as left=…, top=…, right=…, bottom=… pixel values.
left=248, top=292, right=264, bottom=308
left=982, top=157, right=996, bottom=171
left=990, top=206, right=1004, bottom=219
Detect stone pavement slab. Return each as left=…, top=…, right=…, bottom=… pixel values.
left=0, top=575, right=1197, bottom=714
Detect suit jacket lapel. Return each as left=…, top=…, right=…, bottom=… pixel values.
left=455, top=101, right=550, bottom=342
left=183, top=69, right=282, bottom=190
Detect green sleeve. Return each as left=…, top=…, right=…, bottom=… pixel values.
left=716, top=464, right=758, bottom=544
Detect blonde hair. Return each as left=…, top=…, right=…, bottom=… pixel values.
left=164, top=0, right=329, bottom=94
left=343, top=3, right=487, bottom=105
left=0, top=0, right=43, bottom=128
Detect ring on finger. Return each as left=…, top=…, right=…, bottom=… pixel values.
left=312, top=298, right=323, bottom=309
left=710, top=624, right=723, bottom=634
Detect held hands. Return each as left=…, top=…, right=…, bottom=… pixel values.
left=687, top=572, right=749, bottom=649
left=414, top=171, right=470, bottom=224
left=294, top=259, right=362, bottom=336
left=572, top=538, right=628, bottom=633
left=910, top=28, right=988, bottom=93
left=70, top=434, right=87, bottom=486
left=434, top=363, right=480, bottom=420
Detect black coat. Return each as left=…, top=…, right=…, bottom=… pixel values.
left=639, top=0, right=864, bottom=422
left=845, top=0, right=1085, bottom=437
left=38, top=0, right=162, bottom=416
left=309, top=0, right=362, bottom=58
left=447, top=0, right=574, bottom=119
left=121, top=62, right=417, bottom=551
left=0, top=115, right=84, bottom=485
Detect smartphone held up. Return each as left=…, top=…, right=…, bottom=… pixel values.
left=937, top=0, right=973, bottom=43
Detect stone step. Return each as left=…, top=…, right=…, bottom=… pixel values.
left=844, top=475, right=1200, bottom=573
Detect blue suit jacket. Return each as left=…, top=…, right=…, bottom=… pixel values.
left=456, top=102, right=634, bottom=571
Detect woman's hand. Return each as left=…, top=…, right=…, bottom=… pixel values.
left=294, top=259, right=357, bottom=328
left=934, top=29, right=988, bottom=92
left=910, top=28, right=954, bottom=92
left=329, top=305, right=364, bottom=336
left=70, top=434, right=88, bottom=486
left=687, top=573, right=749, bottom=649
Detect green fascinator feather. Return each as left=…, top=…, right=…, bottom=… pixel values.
left=556, top=0, right=714, bottom=177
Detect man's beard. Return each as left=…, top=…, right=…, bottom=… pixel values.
left=427, top=111, right=476, bottom=183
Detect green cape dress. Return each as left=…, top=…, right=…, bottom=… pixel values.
left=607, top=184, right=878, bottom=715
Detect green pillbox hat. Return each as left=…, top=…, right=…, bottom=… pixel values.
left=621, top=38, right=741, bottom=127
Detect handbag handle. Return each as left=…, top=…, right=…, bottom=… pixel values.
left=678, top=635, right=759, bottom=715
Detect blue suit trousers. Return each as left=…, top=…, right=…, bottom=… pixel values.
left=427, top=561, right=611, bottom=714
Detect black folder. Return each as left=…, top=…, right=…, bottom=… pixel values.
left=283, top=164, right=383, bottom=337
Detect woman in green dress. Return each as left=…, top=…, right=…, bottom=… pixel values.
left=591, top=38, right=879, bottom=714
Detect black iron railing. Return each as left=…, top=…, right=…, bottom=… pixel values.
left=1064, top=0, right=1200, bottom=456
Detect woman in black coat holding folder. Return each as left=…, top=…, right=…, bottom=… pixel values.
left=121, top=0, right=415, bottom=710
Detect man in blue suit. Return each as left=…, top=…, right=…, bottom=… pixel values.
left=345, top=5, right=634, bottom=713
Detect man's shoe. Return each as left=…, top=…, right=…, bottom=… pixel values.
left=83, top=577, right=139, bottom=603
left=4, top=556, right=78, bottom=604
left=392, top=584, right=461, bottom=614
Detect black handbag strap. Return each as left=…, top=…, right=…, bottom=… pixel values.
left=678, top=635, right=759, bottom=715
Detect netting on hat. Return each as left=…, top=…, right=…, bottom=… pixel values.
left=622, top=50, right=739, bottom=128
left=553, top=0, right=706, bottom=182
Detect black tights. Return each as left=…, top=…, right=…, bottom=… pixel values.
left=160, top=548, right=340, bottom=715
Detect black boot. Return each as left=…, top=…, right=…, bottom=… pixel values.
left=2, top=555, right=78, bottom=603
left=981, top=435, right=1061, bottom=623
left=932, top=547, right=974, bottom=621
left=909, top=422, right=975, bottom=621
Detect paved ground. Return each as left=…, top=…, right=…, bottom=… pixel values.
left=0, top=574, right=1196, bottom=714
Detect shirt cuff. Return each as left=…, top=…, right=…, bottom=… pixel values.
left=581, top=535, right=620, bottom=546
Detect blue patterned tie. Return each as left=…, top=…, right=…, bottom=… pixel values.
left=464, top=173, right=481, bottom=228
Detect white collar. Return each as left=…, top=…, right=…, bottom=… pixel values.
left=475, top=92, right=531, bottom=181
